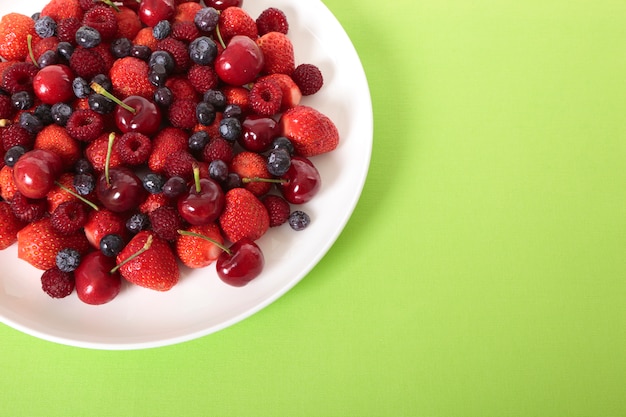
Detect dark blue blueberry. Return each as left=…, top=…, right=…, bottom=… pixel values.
left=34, top=104, right=53, bottom=125
left=126, top=213, right=150, bottom=234
left=57, top=41, right=74, bottom=60
left=74, top=158, right=93, bottom=175
left=91, top=74, right=112, bottom=92
left=196, top=101, right=216, bottom=126
left=76, top=26, right=101, bottom=48
left=203, top=89, right=226, bottom=110
left=209, top=159, right=229, bottom=183
left=218, top=117, right=242, bottom=142
left=72, top=77, right=90, bottom=98
left=88, top=93, right=115, bottom=114
left=12, top=91, right=34, bottom=110
left=142, top=172, right=166, bottom=194
left=288, top=210, right=311, bottom=231
left=111, top=37, right=132, bottom=58
left=154, top=86, right=173, bottom=107
left=223, top=172, right=242, bottom=191
left=266, top=148, right=291, bottom=176
left=189, top=36, right=217, bottom=65
left=19, top=112, right=43, bottom=134
left=188, top=131, right=209, bottom=151
left=222, top=103, right=243, bottom=120
left=153, top=20, right=171, bottom=40
left=100, top=234, right=125, bottom=257
left=51, top=102, right=73, bottom=126
left=271, top=136, right=295, bottom=155
left=37, top=50, right=59, bottom=68
left=56, top=248, right=81, bottom=272
left=194, top=7, right=219, bottom=33
left=131, top=44, right=152, bottom=61
left=73, top=173, right=95, bottom=195
left=148, top=63, right=168, bottom=87
left=4, top=146, right=26, bottom=168
left=149, top=50, right=175, bottom=75
left=162, top=176, right=187, bottom=198
left=35, top=16, right=56, bottom=38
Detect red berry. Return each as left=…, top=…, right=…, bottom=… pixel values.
left=256, top=7, right=289, bottom=36
left=292, top=64, right=324, bottom=96
left=149, top=206, right=184, bottom=241
left=262, top=194, right=290, bottom=227
left=65, top=109, right=105, bottom=143
left=82, top=5, right=118, bottom=41
left=249, top=79, right=282, bottom=116
left=41, top=267, right=75, bottom=298
left=50, top=201, right=89, bottom=235
left=117, top=132, right=152, bottom=165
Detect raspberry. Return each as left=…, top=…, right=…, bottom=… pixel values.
left=1, top=124, right=34, bottom=151
left=0, top=94, right=15, bottom=120
left=168, top=99, right=197, bottom=130
left=292, top=64, right=324, bottom=96
left=262, top=194, right=290, bottom=227
left=188, top=64, right=219, bottom=95
left=65, top=109, right=104, bottom=142
left=164, top=150, right=197, bottom=180
left=56, top=17, right=82, bottom=44
left=50, top=201, right=89, bottom=235
left=202, top=137, right=234, bottom=164
left=83, top=6, right=118, bottom=41
left=41, top=267, right=75, bottom=298
left=117, top=132, right=152, bottom=165
left=256, top=7, right=289, bottom=36
left=249, top=79, right=282, bottom=116
left=148, top=206, right=183, bottom=241
left=2, top=62, right=39, bottom=94
left=70, top=47, right=106, bottom=80
left=171, top=20, right=200, bottom=43
left=10, top=191, right=47, bottom=223
left=79, top=0, right=98, bottom=11
left=156, top=38, right=190, bottom=73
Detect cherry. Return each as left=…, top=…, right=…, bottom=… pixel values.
left=177, top=165, right=225, bottom=225
left=206, top=0, right=243, bottom=10
left=97, top=166, right=147, bottom=213
left=74, top=251, right=121, bottom=305
left=214, top=35, right=264, bottom=86
left=216, top=238, right=264, bottom=287
left=139, top=0, right=176, bottom=27
left=32, top=64, right=74, bottom=105
left=115, top=96, right=162, bottom=136
left=279, top=156, right=321, bottom=204
left=12, top=149, right=63, bottom=199
left=239, top=115, right=280, bottom=152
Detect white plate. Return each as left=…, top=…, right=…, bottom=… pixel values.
left=0, top=0, right=372, bottom=349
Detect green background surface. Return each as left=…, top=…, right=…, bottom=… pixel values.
left=2, top=0, right=625, bottom=416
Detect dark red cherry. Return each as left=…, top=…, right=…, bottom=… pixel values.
left=33, top=64, right=75, bottom=105
left=96, top=167, right=147, bottom=213
left=74, top=251, right=122, bottom=305
left=279, top=156, right=321, bottom=204
left=239, top=115, right=280, bottom=152
left=205, top=0, right=243, bottom=10
left=216, top=238, right=264, bottom=287
left=177, top=178, right=225, bottom=226
left=115, top=96, right=162, bottom=136
left=12, top=149, right=63, bottom=199
left=139, top=0, right=176, bottom=27
left=214, top=35, right=264, bottom=86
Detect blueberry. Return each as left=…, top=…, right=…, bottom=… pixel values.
left=266, top=148, right=291, bottom=176
left=76, top=25, right=101, bottom=48
left=223, top=172, right=242, bottom=191
left=142, top=172, right=166, bottom=194
left=188, top=131, right=209, bottom=151
left=73, top=173, right=95, bottom=195
left=91, top=74, right=112, bottom=92
left=148, top=63, right=168, bottom=87
left=34, top=104, right=53, bottom=125
left=88, top=93, right=115, bottom=114
left=111, top=37, right=132, bottom=58
left=51, top=102, right=73, bottom=126
left=189, top=36, right=217, bottom=65
left=57, top=41, right=74, bottom=60
left=203, top=89, right=226, bottom=110
left=271, top=136, right=295, bottom=155
left=72, top=77, right=90, bottom=99
left=218, top=117, right=242, bottom=142
left=4, top=146, right=26, bottom=168
left=131, top=44, right=152, bottom=61
left=56, top=248, right=81, bottom=272
left=35, top=16, right=56, bottom=38
left=37, top=50, right=59, bottom=68
left=154, top=86, right=173, bottom=107
left=162, top=176, right=187, bottom=198
left=12, top=91, right=34, bottom=110
left=209, top=159, right=229, bottom=183
left=194, top=7, right=219, bottom=33
left=19, top=112, right=43, bottom=134
left=100, top=234, right=125, bottom=257
left=222, top=103, right=243, bottom=120
left=74, top=158, right=93, bottom=175
left=149, top=50, right=175, bottom=74
left=196, top=101, right=216, bottom=126
left=288, top=210, right=311, bottom=231
left=126, top=213, right=150, bottom=234
left=153, top=20, right=171, bottom=40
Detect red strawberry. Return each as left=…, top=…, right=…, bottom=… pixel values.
left=256, top=7, right=289, bottom=36
left=222, top=85, right=250, bottom=114
left=85, top=133, right=123, bottom=172
left=256, top=32, right=295, bottom=75
left=174, top=2, right=203, bottom=24
left=139, top=193, right=169, bottom=215
left=257, top=73, right=301, bottom=111
left=117, top=231, right=179, bottom=291
left=41, top=0, right=84, bottom=21
left=34, top=125, right=81, bottom=169
left=218, top=7, right=258, bottom=44
left=230, top=151, right=273, bottom=197
left=109, top=57, right=156, bottom=100
left=133, top=27, right=158, bottom=50
left=165, top=75, right=200, bottom=102
left=46, top=172, right=85, bottom=213
left=114, top=6, right=143, bottom=40
left=176, top=223, right=224, bottom=268
left=83, top=209, right=128, bottom=249
left=262, top=194, right=290, bottom=227
left=0, top=165, right=17, bottom=201
left=82, top=5, right=118, bottom=42
left=0, top=201, right=27, bottom=250
left=279, top=105, right=340, bottom=157
left=0, top=13, right=37, bottom=61
left=219, top=187, right=270, bottom=243
left=17, top=217, right=90, bottom=270
left=188, top=64, right=219, bottom=95
left=148, top=127, right=188, bottom=173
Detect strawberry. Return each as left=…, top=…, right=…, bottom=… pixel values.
left=176, top=223, right=224, bottom=269
left=0, top=165, right=17, bottom=201
left=83, top=208, right=129, bottom=249
left=0, top=13, right=37, bottom=61
left=218, top=7, right=258, bottom=44
left=174, top=2, right=203, bottom=24
left=256, top=31, right=295, bottom=75
left=46, top=172, right=84, bottom=213
left=116, top=231, right=179, bottom=291
left=41, top=0, right=84, bottom=21
left=34, top=124, right=81, bottom=169
left=148, top=127, right=188, bottom=173
left=165, top=75, right=200, bottom=102
left=222, top=85, right=250, bottom=114
left=109, top=56, right=156, bottom=100
left=17, top=217, right=90, bottom=270
left=257, top=73, right=301, bottom=111
left=132, top=27, right=158, bottom=50
left=114, top=6, right=142, bottom=40
left=219, top=187, right=270, bottom=243
left=229, top=151, right=273, bottom=197
left=279, top=105, right=340, bottom=157
left=139, top=193, right=169, bottom=215
left=0, top=201, right=27, bottom=250
left=85, top=132, right=123, bottom=172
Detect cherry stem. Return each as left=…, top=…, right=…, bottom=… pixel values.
left=105, top=132, right=116, bottom=186
left=215, top=23, right=226, bottom=50
left=54, top=181, right=100, bottom=211
left=192, top=164, right=202, bottom=193
left=177, top=230, right=231, bottom=255
left=110, top=234, right=153, bottom=274
left=0, top=119, right=10, bottom=127
left=241, top=177, right=288, bottom=184
left=90, top=82, right=136, bottom=114
left=27, top=35, right=39, bottom=68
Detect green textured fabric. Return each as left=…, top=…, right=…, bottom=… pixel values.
left=1, top=0, right=625, bottom=416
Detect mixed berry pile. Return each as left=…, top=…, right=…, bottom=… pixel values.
left=0, top=0, right=340, bottom=305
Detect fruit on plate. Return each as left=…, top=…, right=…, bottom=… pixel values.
left=0, top=0, right=334, bottom=301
